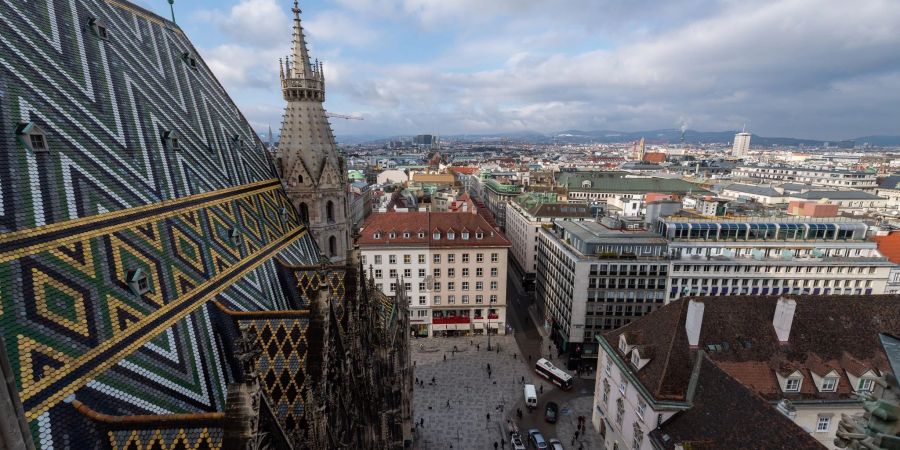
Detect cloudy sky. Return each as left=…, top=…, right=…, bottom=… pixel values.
left=137, top=0, right=900, bottom=140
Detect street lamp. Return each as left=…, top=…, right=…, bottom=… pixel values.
left=487, top=308, right=492, bottom=351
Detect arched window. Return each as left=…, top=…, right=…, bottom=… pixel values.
left=299, top=203, right=309, bottom=223
left=326, top=201, right=335, bottom=223
left=298, top=174, right=304, bottom=184
left=329, top=235, right=337, bottom=256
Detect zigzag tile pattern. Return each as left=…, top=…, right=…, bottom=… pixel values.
left=0, top=0, right=322, bottom=448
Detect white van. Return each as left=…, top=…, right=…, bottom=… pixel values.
left=524, top=384, right=537, bottom=409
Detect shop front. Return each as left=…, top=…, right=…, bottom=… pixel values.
left=431, top=311, right=472, bottom=337
left=409, top=320, right=430, bottom=338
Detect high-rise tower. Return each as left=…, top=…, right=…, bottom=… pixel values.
left=277, top=1, right=350, bottom=262
left=732, top=129, right=751, bottom=158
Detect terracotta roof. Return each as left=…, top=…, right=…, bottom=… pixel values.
left=449, top=166, right=479, bottom=175
left=358, top=212, right=510, bottom=248
left=603, top=295, right=900, bottom=402
left=873, top=231, right=900, bottom=264
left=649, top=356, right=826, bottom=450
left=642, top=152, right=666, bottom=163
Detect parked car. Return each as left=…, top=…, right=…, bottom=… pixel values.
left=528, top=428, right=548, bottom=449
left=510, top=432, right=527, bottom=450
left=548, top=438, right=565, bottom=450
left=544, top=401, right=559, bottom=423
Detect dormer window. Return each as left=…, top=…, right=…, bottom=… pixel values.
left=447, top=232, right=455, bottom=240
left=631, top=351, right=640, bottom=367
left=418, top=232, right=425, bottom=238
left=389, top=232, right=396, bottom=239
left=403, top=232, right=411, bottom=238
left=433, top=232, right=441, bottom=240
left=182, top=52, right=199, bottom=70
left=618, top=336, right=628, bottom=354
left=373, top=232, right=381, bottom=239
left=476, top=232, right=484, bottom=239
left=821, top=377, right=838, bottom=392
left=162, top=130, right=180, bottom=151
left=857, top=378, right=875, bottom=393
left=126, top=268, right=150, bottom=296
left=785, top=377, right=802, bottom=392
left=228, top=228, right=241, bottom=245
left=16, top=122, right=49, bottom=153
left=87, top=17, right=109, bottom=40
left=461, top=232, right=470, bottom=239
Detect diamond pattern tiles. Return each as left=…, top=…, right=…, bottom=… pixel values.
left=0, top=0, right=324, bottom=448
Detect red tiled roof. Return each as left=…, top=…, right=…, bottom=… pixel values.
left=873, top=231, right=900, bottom=264
left=357, top=212, right=510, bottom=248
left=642, top=152, right=666, bottom=163
left=449, top=167, right=478, bottom=175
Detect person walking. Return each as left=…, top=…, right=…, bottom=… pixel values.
left=443, top=354, right=447, bottom=362
left=420, top=417, right=424, bottom=428
left=486, top=413, right=491, bottom=422
left=446, top=399, right=451, bottom=409
left=539, top=384, right=543, bottom=394
left=494, top=442, right=498, bottom=450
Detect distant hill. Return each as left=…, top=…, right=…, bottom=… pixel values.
left=330, top=130, right=899, bottom=147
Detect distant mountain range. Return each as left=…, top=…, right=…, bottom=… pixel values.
left=331, top=129, right=900, bottom=147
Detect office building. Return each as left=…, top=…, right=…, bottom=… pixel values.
left=358, top=211, right=510, bottom=337
left=732, top=165, right=878, bottom=190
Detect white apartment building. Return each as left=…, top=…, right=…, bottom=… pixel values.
left=358, top=211, right=510, bottom=337
left=505, top=200, right=592, bottom=282
left=732, top=165, right=878, bottom=190
left=732, top=131, right=751, bottom=158
left=593, top=296, right=899, bottom=449
left=657, top=218, right=892, bottom=301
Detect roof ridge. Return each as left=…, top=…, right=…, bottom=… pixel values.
left=655, top=298, right=691, bottom=399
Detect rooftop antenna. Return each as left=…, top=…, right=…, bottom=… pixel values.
left=742, top=123, right=746, bottom=133
left=167, top=0, right=176, bottom=24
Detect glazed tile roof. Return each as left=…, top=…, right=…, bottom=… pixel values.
left=358, top=212, right=510, bottom=248
left=603, top=295, right=900, bottom=402
left=874, top=231, right=900, bottom=264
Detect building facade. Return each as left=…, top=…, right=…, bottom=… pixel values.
left=276, top=4, right=350, bottom=262
left=358, top=211, right=510, bottom=337
left=505, top=200, right=592, bottom=283
left=536, top=222, right=668, bottom=367
left=732, top=131, right=751, bottom=157
left=733, top=165, right=878, bottom=190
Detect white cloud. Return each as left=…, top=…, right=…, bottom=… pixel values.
left=195, top=0, right=290, bottom=48
left=304, top=11, right=381, bottom=47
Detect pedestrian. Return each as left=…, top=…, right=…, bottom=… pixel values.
left=496, top=346, right=500, bottom=354
left=477, top=343, right=480, bottom=351
left=443, top=354, right=446, bottom=361
left=575, top=431, right=580, bottom=440
left=487, top=413, right=491, bottom=422
left=432, top=376, right=435, bottom=384
left=501, top=438, right=505, bottom=448
left=470, top=340, right=474, bottom=346
left=514, top=353, right=517, bottom=360
left=446, top=399, right=450, bottom=409
left=415, top=377, right=419, bottom=384
left=521, top=376, right=524, bottom=383
left=488, top=371, right=491, bottom=379
left=528, top=355, right=532, bottom=362
left=571, top=437, right=575, bottom=446
left=539, top=384, right=543, bottom=394
left=487, top=363, right=491, bottom=371
left=494, top=442, right=498, bottom=450
left=420, top=417, right=424, bottom=427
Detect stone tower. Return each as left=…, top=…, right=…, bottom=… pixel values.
left=277, top=1, right=350, bottom=262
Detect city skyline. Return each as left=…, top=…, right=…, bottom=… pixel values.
left=136, top=0, right=900, bottom=140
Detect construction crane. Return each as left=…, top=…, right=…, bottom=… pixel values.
left=325, top=112, right=363, bottom=120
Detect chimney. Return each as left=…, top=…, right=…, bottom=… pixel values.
left=773, top=298, right=796, bottom=344
left=685, top=300, right=704, bottom=348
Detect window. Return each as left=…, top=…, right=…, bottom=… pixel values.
left=447, top=232, right=455, bottom=240
left=491, top=268, right=498, bottom=277
left=404, top=269, right=411, bottom=278
left=476, top=281, right=483, bottom=290
left=476, top=268, right=483, bottom=277
left=433, top=295, right=441, bottom=305
left=126, top=268, right=150, bottom=296
left=462, top=295, right=470, bottom=304
left=419, top=268, right=426, bottom=277
left=636, top=398, right=646, bottom=420
left=448, top=295, right=456, bottom=304
left=375, top=255, right=382, bottom=264
left=476, top=295, right=483, bottom=304
left=181, top=52, right=199, bottom=69
left=477, top=253, right=484, bottom=262
left=404, top=282, right=412, bottom=291
left=433, top=254, right=441, bottom=264
left=491, top=253, right=499, bottom=262
left=375, top=269, right=383, bottom=278
left=462, top=268, right=469, bottom=277
left=389, top=269, right=397, bottom=278
left=616, top=398, right=625, bottom=427
left=418, top=296, right=426, bottom=305
left=433, top=282, right=441, bottom=292
left=785, top=377, right=802, bottom=392
left=390, top=282, right=397, bottom=292
left=448, top=254, right=456, bottom=263
left=403, top=232, right=410, bottom=238
left=434, top=268, right=441, bottom=277
left=418, top=255, right=426, bottom=264
left=418, top=232, right=425, bottom=238
left=404, top=254, right=411, bottom=264
left=462, top=232, right=469, bottom=239
left=476, top=231, right=484, bottom=239
left=490, top=295, right=497, bottom=303
left=632, top=424, right=644, bottom=449
left=462, top=254, right=470, bottom=263
left=326, top=201, right=335, bottom=223
left=447, top=282, right=455, bottom=291
left=87, top=17, right=110, bottom=40
left=631, top=351, right=640, bottom=367
left=376, top=283, right=383, bottom=291
left=161, top=129, right=180, bottom=151
left=418, top=282, right=426, bottom=291
left=857, top=378, right=875, bottom=392
left=619, top=379, right=628, bottom=394
left=462, top=282, right=469, bottom=291
left=389, top=255, right=397, bottom=264
left=433, top=232, right=441, bottom=240
left=417, top=310, right=428, bottom=317
left=490, top=281, right=498, bottom=290
left=448, top=268, right=456, bottom=277
left=816, top=416, right=831, bottom=432
left=619, top=339, right=628, bottom=354
left=821, top=377, right=837, bottom=392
